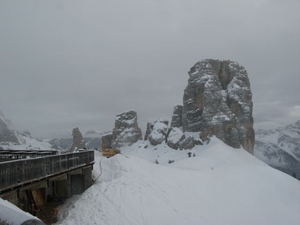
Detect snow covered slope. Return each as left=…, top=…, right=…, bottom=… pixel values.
left=55, top=138, right=300, bottom=225
left=254, top=120, right=300, bottom=176
left=0, top=130, right=55, bottom=150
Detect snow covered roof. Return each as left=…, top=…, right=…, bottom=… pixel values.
left=0, top=198, right=43, bottom=225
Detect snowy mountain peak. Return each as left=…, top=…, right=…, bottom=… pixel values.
left=0, top=110, right=12, bottom=128
left=0, top=111, right=56, bottom=150
left=254, top=120, right=300, bottom=176
left=84, top=130, right=102, bottom=138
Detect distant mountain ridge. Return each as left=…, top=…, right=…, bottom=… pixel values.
left=50, top=130, right=109, bottom=150
left=254, top=120, right=300, bottom=176
left=0, top=111, right=56, bottom=150
left=0, top=110, right=109, bottom=150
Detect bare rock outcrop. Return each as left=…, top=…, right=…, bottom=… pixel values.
left=112, top=110, right=142, bottom=148
left=182, top=59, right=254, bottom=154
left=70, top=127, right=86, bottom=152
left=102, top=133, right=113, bottom=149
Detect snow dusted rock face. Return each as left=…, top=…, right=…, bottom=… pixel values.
left=170, top=105, right=183, bottom=128
left=167, top=127, right=185, bottom=149
left=148, top=121, right=169, bottom=146
left=0, top=111, right=19, bottom=144
left=112, top=110, right=142, bottom=148
left=254, top=120, right=300, bottom=176
left=144, top=119, right=169, bottom=141
left=144, top=122, right=152, bottom=141
left=70, top=127, right=86, bottom=152
left=183, top=59, right=254, bottom=154
left=146, top=120, right=201, bottom=150
left=179, top=135, right=196, bottom=150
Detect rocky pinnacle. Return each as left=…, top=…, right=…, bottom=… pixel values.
left=181, top=59, right=255, bottom=154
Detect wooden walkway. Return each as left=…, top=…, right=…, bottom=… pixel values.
left=0, top=150, right=94, bottom=194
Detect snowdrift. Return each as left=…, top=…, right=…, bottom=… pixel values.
left=55, top=138, right=300, bottom=225
left=0, top=198, right=43, bottom=225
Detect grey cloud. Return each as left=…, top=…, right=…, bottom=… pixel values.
left=0, top=0, right=299, bottom=138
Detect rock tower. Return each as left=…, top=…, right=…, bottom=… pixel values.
left=171, top=59, right=254, bottom=154
left=112, top=110, right=143, bottom=148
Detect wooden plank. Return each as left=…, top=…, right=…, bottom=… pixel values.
left=49, top=174, right=67, bottom=181
left=20, top=180, right=47, bottom=191
left=69, top=168, right=82, bottom=175
left=31, top=189, right=45, bottom=210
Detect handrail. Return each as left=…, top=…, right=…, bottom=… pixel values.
left=0, top=150, right=94, bottom=193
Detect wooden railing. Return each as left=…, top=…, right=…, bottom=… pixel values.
left=0, top=150, right=94, bottom=193
left=0, top=150, right=58, bottom=162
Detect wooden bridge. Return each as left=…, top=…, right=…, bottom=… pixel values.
left=0, top=150, right=95, bottom=223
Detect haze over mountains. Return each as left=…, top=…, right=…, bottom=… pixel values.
left=1, top=0, right=300, bottom=223
left=1, top=59, right=300, bottom=178
left=2, top=111, right=300, bottom=180
left=49, top=130, right=106, bottom=151
left=1, top=59, right=300, bottom=224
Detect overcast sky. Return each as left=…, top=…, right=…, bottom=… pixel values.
left=0, top=0, right=299, bottom=138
